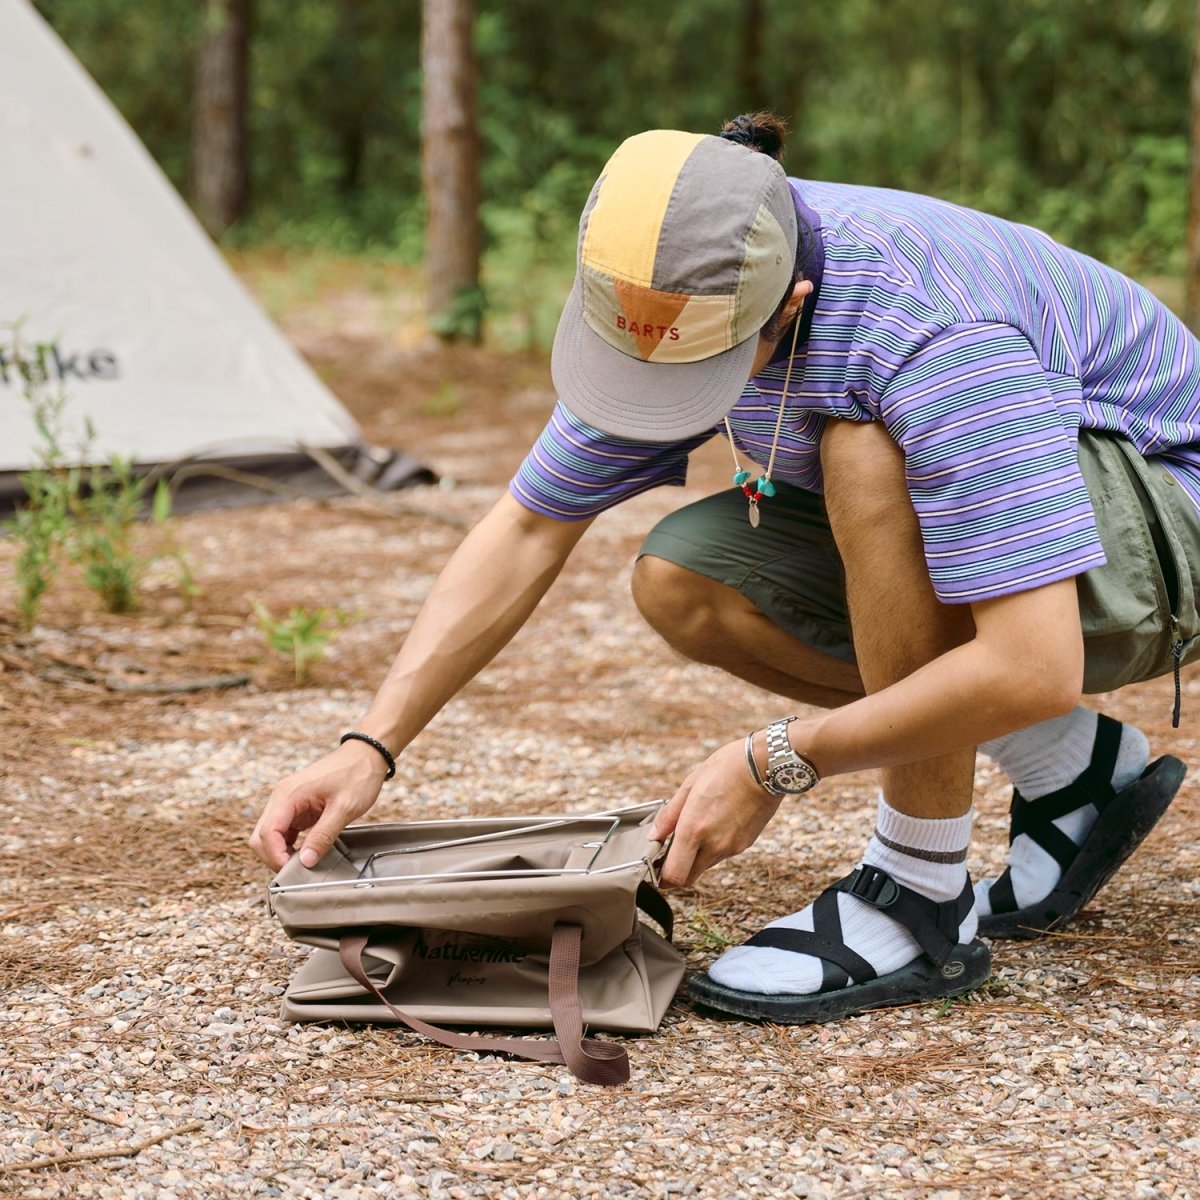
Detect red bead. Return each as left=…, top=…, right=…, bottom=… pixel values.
left=741, top=483, right=753, bottom=496
left=752, top=491, right=763, bottom=501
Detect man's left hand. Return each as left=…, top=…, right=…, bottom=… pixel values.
left=650, top=737, right=783, bottom=888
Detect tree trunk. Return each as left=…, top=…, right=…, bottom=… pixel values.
left=191, top=0, right=250, bottom=238
left=1187, top=0, right=1200, bottom=332
left=422, top=0, right=483, bottom=343
left=334, top=0, right=370, bottom=197
left=738, top=0, right=764, bottom=107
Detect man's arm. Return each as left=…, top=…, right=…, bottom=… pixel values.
left=250, top=493, right=593, bottom=869
left=650, top=579, right=1083, bottom=886
left=790, top=578, right=1084, bottom=775
left=651, top=414, right=1086, bottom=887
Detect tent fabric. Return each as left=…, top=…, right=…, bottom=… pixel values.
left=0, top=0, right=431, bottom=512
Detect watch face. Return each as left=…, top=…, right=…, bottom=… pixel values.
left=767, top=762, right=818, bottom=793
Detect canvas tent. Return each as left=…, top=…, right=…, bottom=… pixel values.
left=0, top=0, right=431, bottom=514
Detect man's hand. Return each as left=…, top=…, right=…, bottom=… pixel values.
left=249, top=740, right=391, bottom=871
left=650, top=738, right=783, bottom=888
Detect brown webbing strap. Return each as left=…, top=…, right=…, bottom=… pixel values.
left=338, top=925, right=630, bottom=1087
left=544, top=923, right=630, bottom=1086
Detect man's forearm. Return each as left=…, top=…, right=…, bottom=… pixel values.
left=792, top=580, right=1085, bottom=779
left=355, top=493, right=592, bottom=753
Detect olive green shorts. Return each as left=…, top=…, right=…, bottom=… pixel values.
left=638, top=432, right=1200, bottom=695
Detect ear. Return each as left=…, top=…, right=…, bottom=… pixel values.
left=787, top=280, right=813, bottom=317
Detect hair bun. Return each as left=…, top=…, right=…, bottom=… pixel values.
left=719, top=112, right=788, bottom=162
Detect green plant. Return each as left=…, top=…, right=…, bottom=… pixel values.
left=687, top=910, right=735, bottom=951
left=7, top=378, right=75, bottom=629
left=4, top=326, right=196, bottom=621
left=145, top=475, right=201, bottom=602
left=428, top=284, right=487, bottom=343
left=69, top=446, right=153, bottom=614
left=419, top=380, right=461, bottom=417
left=254, top=601, right=350, bottom=683
left=934, top=977, right=1012, bottom=1017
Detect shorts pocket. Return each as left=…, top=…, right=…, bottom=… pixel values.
left=1075, top=435, right=1179, bottom=693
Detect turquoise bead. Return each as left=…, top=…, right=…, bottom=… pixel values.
left=732, top=469, right=752, bottom=486
left=756, top=477, right=777, bottom=497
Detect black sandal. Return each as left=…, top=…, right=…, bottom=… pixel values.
left=978, top=714, right=1187, bottom=941
left=688, top=865, right=991, bottom=1024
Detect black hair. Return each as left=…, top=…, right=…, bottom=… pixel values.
left=718, top=111, right=789, bottom=162
left=719, top=111, right=811, bottom=340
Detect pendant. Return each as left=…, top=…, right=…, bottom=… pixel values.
left=748, top=500, right=761, bottom=528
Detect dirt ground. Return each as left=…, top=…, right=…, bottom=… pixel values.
left=2, top=267, right=1199, bottom=1199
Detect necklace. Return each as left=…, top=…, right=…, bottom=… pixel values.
left=724, top=313, right=802, bottom=528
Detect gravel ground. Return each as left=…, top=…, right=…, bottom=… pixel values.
left=3, top=322, right=1199, bottom=1199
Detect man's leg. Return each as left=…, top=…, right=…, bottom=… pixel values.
left=631, top=557, right=864, bottom=707
left=637, top=422, right=976, bottom=810
left=633, top=431, right=1178, bottom=964
left=972, top=433, right=1193, bottom=936
left=974, top=712, right=1151, bottom=921
left=634, top=473, right=864, bottom=711
left=699, top=421, right=983, bottom=1010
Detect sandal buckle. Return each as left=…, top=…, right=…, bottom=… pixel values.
left=842, top=864, right=900, bottom=909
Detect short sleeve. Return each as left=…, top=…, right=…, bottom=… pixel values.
left=881, top=323, right=1108, bottom=603
left=509, top=400, right=711, bottom=521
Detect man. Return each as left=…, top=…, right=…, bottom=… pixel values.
left=252, top=116, right=1198, bottom=1024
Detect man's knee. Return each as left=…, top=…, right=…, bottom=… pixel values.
left=631, top=555, right=726, bottom=660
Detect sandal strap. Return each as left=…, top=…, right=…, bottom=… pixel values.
left=743, top=867, right=973, bottom=986
left=1007, top=714, right=1124, bottom=847
left=746, top=885, right=879, bottom=985
left=835, top=865, right=974, bottom=967
left=985, top=866, right=1017, bottom=915
left=988, top=717, right=1124, bottom=918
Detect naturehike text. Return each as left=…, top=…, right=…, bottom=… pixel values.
left=415, top=935, right=527, bottom=965
left=0, top=343, right=120, bottom=386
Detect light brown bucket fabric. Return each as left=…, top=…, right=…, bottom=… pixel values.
left=269, top=804, right=686, bottom=1086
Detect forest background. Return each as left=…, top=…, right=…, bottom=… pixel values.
left=33, top=0, right=1200, bottom=351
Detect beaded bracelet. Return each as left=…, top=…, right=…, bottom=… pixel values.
left=339, top=731, right=396, bottom=780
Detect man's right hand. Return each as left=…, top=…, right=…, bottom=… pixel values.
left=249, top=739, right=392, bottom=871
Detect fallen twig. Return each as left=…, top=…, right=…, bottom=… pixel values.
left=0, top=1120, right=204, bottom=1174
left=104, top=671, right=251, bottom=694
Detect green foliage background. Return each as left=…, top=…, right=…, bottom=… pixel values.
left=34, top=0, right=1194, bottom=343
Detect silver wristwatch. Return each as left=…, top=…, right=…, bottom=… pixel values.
left=761, top=716, right=820, bottom=795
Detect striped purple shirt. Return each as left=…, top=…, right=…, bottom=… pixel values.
left=511, top=180, right=1200, bottom=604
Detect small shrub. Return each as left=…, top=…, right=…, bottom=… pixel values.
left=419, top=381, right=461, bottom=417
left=4, top=326, right=197, bottom=622
left=8, top=387, right=74, bottom=629
left=71, top=448, right=152, bottom=614
left=428, top=284, right=486, bottom=344
left=253, top=601, right=350, bottom=684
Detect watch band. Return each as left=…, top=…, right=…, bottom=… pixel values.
left=761, top=716, right=820, bottom=796
left=765, top=716, right=797, bottom=763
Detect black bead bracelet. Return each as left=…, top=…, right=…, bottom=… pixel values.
left=339, top=731, right=396, bottom=780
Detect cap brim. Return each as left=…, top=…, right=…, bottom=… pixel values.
left=550, top=282, right=758, bottom=443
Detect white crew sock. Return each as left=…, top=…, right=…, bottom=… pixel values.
left=707, top=798, right=976, bottom=996
left=975, top=707, right=1149, bottom=913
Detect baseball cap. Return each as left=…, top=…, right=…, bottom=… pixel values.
left=551, top=129, right=799, bottom=443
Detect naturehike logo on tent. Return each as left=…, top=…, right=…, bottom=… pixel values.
left=0, top=343, right=119, bottom=387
